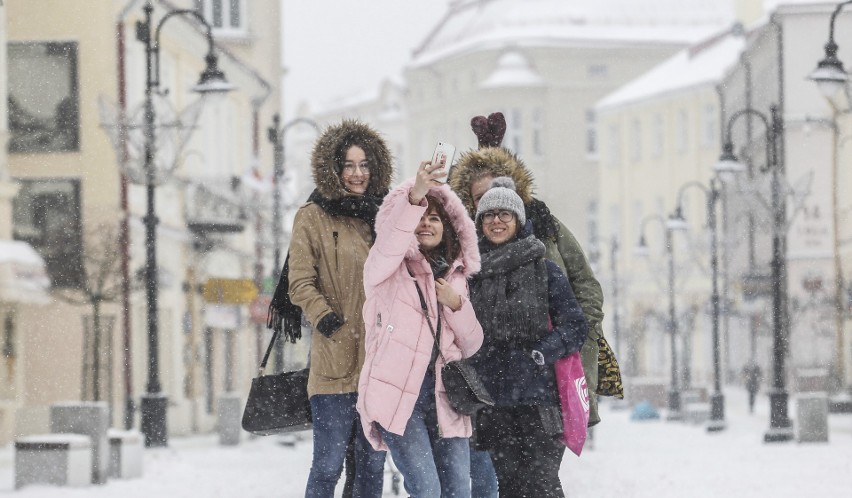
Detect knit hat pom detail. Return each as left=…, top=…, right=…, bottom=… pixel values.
left=491, top=176, right=516, bottom=191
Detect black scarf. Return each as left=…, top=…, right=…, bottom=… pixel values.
left=267, top=189, right=385, bottom=342
left=470, top=234, right=550, bottom=343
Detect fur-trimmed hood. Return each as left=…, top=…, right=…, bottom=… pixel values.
left=310, top=120, right=394, bottom=200
left=375, top=179, right=480, bottom=277
left=449, top=146, right=535, bottom=218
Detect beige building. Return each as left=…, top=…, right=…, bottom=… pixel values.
left=2, top=0, right=283, bottom=444
left=402, top=0, right=736, bottom=251
left=596, top=26, right=747, bottom=384
left=596, top=0, right=852, bottom=391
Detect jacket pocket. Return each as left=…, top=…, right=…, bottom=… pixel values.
left=313, top=327, right=357, bottom=380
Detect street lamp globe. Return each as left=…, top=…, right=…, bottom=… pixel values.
left=192, top=54, right=235, bottom=95
left=633, top=235, right=651, bottom=257
left=666, top=210, right=689, bottom=232
left=808, top=54, right=848, bottom=101
left=714, top=142, right=745, bottom=183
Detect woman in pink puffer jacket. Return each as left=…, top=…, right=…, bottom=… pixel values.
left=357, top=160, right=483, bottom=498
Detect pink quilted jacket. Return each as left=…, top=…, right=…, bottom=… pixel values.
left=357, top=179, right=483, bottom=451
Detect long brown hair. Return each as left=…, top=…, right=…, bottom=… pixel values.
left=421, top=195, right=460, bottom=265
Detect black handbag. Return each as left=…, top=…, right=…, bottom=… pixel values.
left=413, top=280, right=494, bottom=416
left=241, top=329, right=312, bottom=435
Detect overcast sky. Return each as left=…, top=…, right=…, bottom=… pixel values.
left=281, top=0, right=452, bottom=117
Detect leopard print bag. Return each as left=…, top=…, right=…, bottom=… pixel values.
left=596, top=336, right=624, bottom=399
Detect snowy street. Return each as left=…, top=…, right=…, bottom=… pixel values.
left=1, top=386, right=850, bottom=497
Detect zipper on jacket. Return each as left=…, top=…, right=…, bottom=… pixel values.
left=332, top=231, right=339, bottom=271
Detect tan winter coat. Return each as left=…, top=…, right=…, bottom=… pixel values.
left=288, top=120, right=393, bottom=397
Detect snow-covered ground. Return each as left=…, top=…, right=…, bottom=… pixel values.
left=1, top=386, right=850, bottom=497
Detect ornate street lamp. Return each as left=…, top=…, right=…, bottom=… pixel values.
left=810, top=3, right=852, bottom=398
left=267, top=115, right=320, bottom=371
left=136, top=0, right=232, bottom=447
left=719, top=105, right=793, bottom=442
left=668, top=160, right=743, bottom=433
left=636, top=214, right=687, bottom=420
left=808, top=1, right=852, bottom=104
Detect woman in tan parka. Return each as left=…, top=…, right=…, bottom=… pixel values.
left=287, top=119, right=393, bottom=498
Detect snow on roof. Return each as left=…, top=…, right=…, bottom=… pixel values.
left=480, top=51, right=544, bottom=88
left=411, top=0, right=735, bottom=67
left=597, top=29, right=746, bottom=110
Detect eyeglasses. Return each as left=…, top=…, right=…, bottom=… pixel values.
left=481, top=210, right=515, bottom=224
left=342, top=161, right=370, bottom=174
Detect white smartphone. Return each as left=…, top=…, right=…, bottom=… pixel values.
left=431, top=142, right=456, bottom=183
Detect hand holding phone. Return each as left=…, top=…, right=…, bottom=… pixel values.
left=430, top=142, right=456, bottom=184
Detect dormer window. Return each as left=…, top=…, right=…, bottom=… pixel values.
left=195, top=0, right=247, bottom=37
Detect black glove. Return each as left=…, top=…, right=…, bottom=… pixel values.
left=316, top=312, right=344, bottom=338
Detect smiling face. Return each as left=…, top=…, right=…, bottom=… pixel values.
left=416, top=207, right=445, bottom=251
left=482, top=209, right=518, bottom=246
left=470, top=174, right=496, bottom=210
left=340, top=145, right=370, bottom=194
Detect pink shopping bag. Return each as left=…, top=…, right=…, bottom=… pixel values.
left=554, top=352, right=589, bottom=456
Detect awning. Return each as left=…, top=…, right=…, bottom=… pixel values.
left=0, top=239, right=51, bottom=304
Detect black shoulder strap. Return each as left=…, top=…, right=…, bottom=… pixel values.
left=412, top=278, right=446, bottom=364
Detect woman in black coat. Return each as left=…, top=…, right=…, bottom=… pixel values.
left=468, top=177, right=587, bottom=498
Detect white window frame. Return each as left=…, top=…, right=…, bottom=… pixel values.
left=532, top=107, right=545, bottom=158
left=630, top=118, right=642, bottom=163
left=652, top=113, right=663, bottom=158
left=197, top=0, right=248, bottom=37
left=702, top=103, right=717, bottom=148
left=585, top=109, right=597, bottom=158
left=677, top=109, right=689, bottom=154
left=608, top=124, right=621, bottom=168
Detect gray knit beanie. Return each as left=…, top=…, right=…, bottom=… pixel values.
left=475, top=176, right=526, bottom=226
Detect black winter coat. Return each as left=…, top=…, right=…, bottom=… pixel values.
left=469, top=226, right=587, bottom=407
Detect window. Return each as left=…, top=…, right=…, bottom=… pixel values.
left=504, top=108, right=522, bottom=155
left=585, top=109, right=597, bottom=157
left=702, top=103, right=717, bottom=148
left=630, top=118, right=642, bottom=162
left=12, top=179, right=84, bottom=288
left=608, top=124, right=621, bottom=168
left=532, top=108, right=544, bottom=157
left=677, top=110, right=689, bottom=153
left=588, top=64, right=608, bottom=79
left=7, top=42, right=79, bottom=153
left=196, top=0, right=247, bottom=35
left=652, top=114, right=664, bottom=158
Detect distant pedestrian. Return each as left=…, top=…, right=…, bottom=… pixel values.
left=743, top=361, right=762, bottom=414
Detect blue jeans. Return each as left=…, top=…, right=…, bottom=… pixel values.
left=377, top=372, right=470, bottom=498
left=470, top=449, right=498, bottom=498
left=306, top=393, right=386, bottom=498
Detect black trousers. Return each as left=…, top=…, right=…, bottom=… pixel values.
left=479, top=405, right=566, bottom=498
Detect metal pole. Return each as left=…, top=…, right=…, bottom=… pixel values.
left=611, top=236, right=621, bottom=359
left=765, top=105, right=793, bottom=443
left=268, top=114, right=285, bottom=373
left=139, top=1, right=168, bottom=448
left=708, top=181, right=725, bottom=431
left=666, top=227, right=681, bottom=420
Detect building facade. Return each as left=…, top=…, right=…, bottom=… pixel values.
left=3, top=0, right=283, bottom=444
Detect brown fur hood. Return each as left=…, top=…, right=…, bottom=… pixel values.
left=449, top=146, right=535, bottom=218
left=311, top=119, right=394, bottom=200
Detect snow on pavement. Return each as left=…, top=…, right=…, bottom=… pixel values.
left=1, top=386, right=850, bottom=497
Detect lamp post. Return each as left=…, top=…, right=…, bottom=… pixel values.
left=610, top=236, right=622, bottom=360
left=636, top=214, right=686, bottom=420
left=136, top=0, right=232, bottom=447
left=719, top=105, right=793, bottom=442
left=668, top=156, right=744, bottom=432
left=810, top=3, right=852, bottom=393
left=267, top=114, right=319, bottom=372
